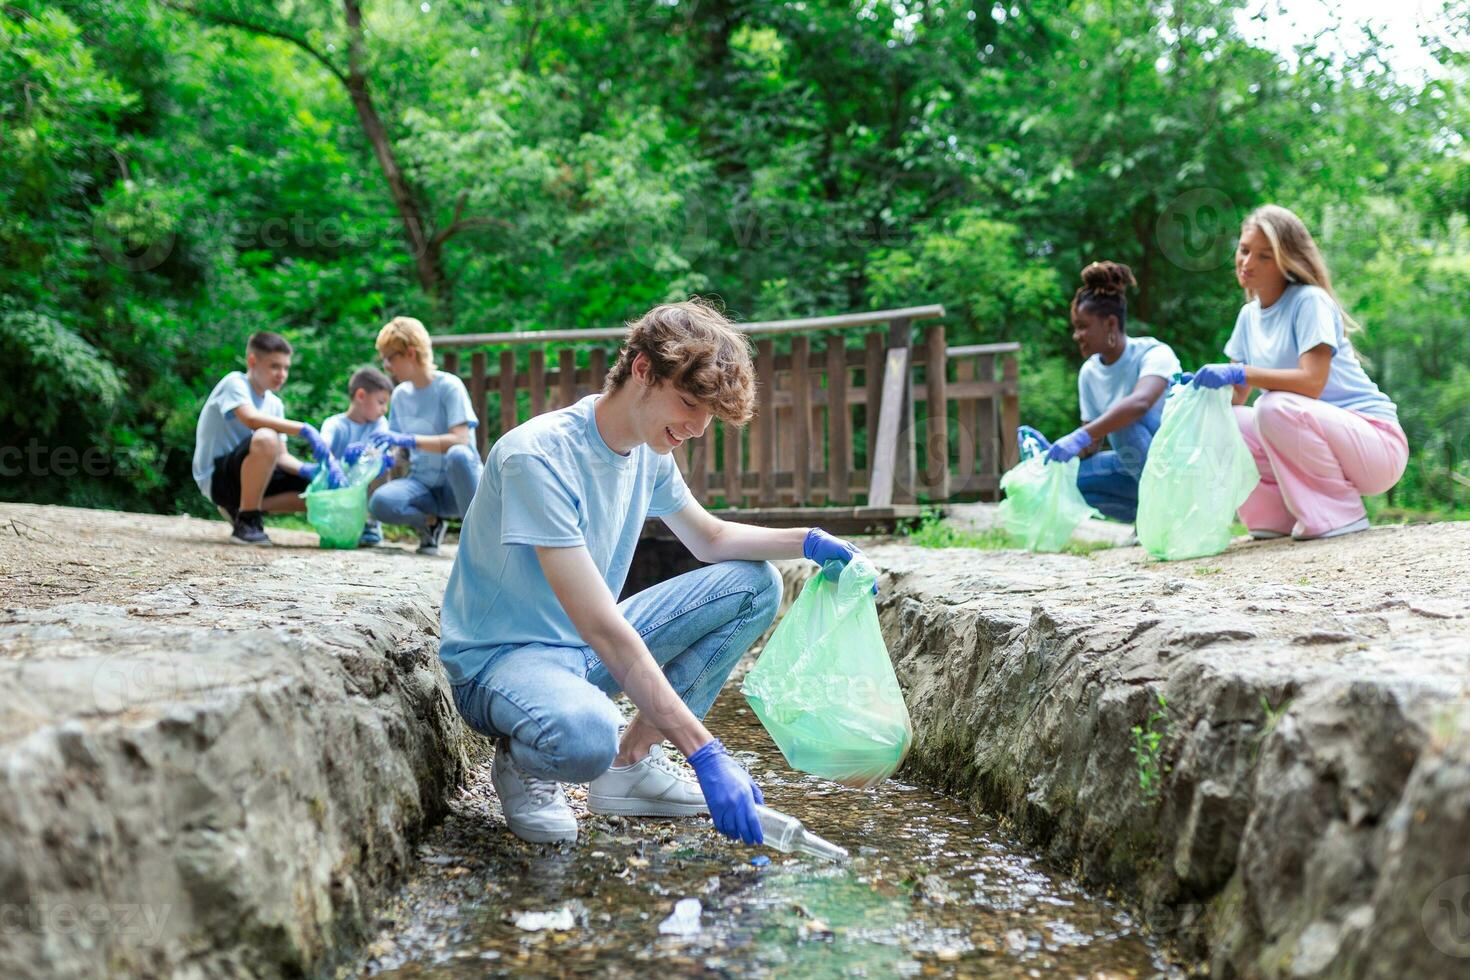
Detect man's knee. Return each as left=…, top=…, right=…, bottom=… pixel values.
left=367, top=484, right=399, bottom=521
left=249, top=428, right=282, bottom=457
left=745, top=560, right=784, bottom=625
left=549, top=702, right=620, bottom=783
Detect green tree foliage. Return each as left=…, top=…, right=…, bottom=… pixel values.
left=1, top=0, right=1465, bottom=514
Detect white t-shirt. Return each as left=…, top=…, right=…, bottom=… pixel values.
left=192, top=371, right=285, bottom=498
left=1078, top=336, right=1181, bottom=425
left=1224, top=284, right=1397, bottom=423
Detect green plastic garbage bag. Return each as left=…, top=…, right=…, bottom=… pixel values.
left=996, top=450, right=1101, bottom=552
left=741, top=557, right=911, bottom=789
left=302, top=450, right=381, bottom=549
left=1135, top=383, right=1259, bottom=560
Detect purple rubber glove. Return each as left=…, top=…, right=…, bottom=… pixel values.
left=324, top=457, right=347, bottom=489
left=377, top=452, right=396, bottom=477
left=299, top=462, right=318, bottom=483
left=687, top=738, right=764, bottom=844
left=1046, top=427, right=1092, bottom=464
left=1176, top=371, right=1195, bottom=386
left=372, top=430, right=417, bottom=451
left=803, top=527, right=878, bottom=595
left=1016, top=425, right=1051, bottom=453
left=1191, top=363, right=1246, bottom=389
left=297, top=423, right=330, bottom=461
left=343, top=442, right=368, bottom=465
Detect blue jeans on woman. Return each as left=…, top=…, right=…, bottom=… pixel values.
left=450, top=559, right=784, bottom=784
left=1075, top=417, right=1159, bottom=523
left=369, top=443, right=482, bottom=530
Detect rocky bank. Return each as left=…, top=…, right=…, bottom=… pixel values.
left=0, top=503, right=471, bottom=979
left=869, top=522, right=1470, bottom=979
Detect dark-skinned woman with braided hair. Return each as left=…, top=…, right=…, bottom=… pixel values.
left=1019, top=261, right=1181, bottom=529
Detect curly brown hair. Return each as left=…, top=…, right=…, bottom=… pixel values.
left=604, top=299, right=757, bottom=424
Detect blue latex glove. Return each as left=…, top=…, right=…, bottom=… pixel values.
left=324, top=458, right=347, bottom=489
left=1016, top=425, right=1051, bottom=453
left=1191, top=363, right=1246, bottom=389
left=1175, top=371, right=1195, bottom=386
left=343, top=442, right=368, bottom=465
left=298, top=423, right=330, bottom=461
left=1045, top=427, right=1092, bottom=464
left=299, top=462, right=319, bottom=483
left=687, top=738, right=764, bottom=844
left=372, top=430, right=417, bottom=451
left=377, top=452, right=396, bottom=477
left=803, top=527, right=877, bottom=594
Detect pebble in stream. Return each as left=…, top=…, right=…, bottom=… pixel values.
left=348, top=688, right=1181, bottom=979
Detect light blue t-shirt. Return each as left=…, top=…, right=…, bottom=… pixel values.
left=1077, top=336, right=1181, bottom=425
left=320, top=411, right=388, bottom=458
left=1225, top=284, right=1397, bottom=423
left=388, top=371, right=478, bottom=488
left=438, top=394, right=691, bottom=686
left=192, top=371, right=285, bottom=498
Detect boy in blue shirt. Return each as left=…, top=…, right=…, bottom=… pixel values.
left=192, top=331, right=335, bottom=546
left=321, top=366, right=393, bottom=546
left=368, top=317, right=483, bottom=556
left=440, top=300, right=870, bottom=846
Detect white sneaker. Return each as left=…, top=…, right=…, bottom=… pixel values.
left=587, top=744, right=708, bottom=817
left=1292, top=516, right=1370, bottom=541
left=491, top=741, right=578, bottom=843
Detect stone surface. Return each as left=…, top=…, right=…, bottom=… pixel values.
left=0, top=503, right=472, bottom=979
left=869, top=523, right=1470, bottom=978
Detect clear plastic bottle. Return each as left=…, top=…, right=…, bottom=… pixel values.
left=755, top=805, right=849, bottom=861
left=1019, top=431, right=1045, bottom=461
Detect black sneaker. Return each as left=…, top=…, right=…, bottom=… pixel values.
left=417, top=519, right=448, bottom=556
left=230, top=510, right=273, bottom=547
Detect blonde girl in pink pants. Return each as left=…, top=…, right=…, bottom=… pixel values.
left=1187, top=205, right=1408, bottom=540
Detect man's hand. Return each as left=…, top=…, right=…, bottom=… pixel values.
left=1191, top=363, right=1247, bottom=389
left=298, top=424, right=330, bottom=461
left=687, top=739, right=764, bottom=844
left=1045, top=427, right=1092, bottom=464
left=803, top=527, right=875, bottom=593
left=372, top=430, right=417, bottom=451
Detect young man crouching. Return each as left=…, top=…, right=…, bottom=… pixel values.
left=439, top=300, right=869, bottom=844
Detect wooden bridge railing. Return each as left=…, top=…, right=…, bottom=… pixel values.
left=431, top=307, right=1019, bottom=508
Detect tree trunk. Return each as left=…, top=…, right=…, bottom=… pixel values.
left=341, top=0, right=443, bottom=306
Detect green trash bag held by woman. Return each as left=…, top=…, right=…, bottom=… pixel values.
left=996, top=432, right=1101, bottom=552
left=741, top=557, right=911, bottom=789
left=1135, top=382, right=1259, bottom=560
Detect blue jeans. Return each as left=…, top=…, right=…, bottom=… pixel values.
left=1076, top=418, right=1158, bottom=523
left=450, top=559, right=784, bottom=783
left=369, top=444, right=482, bottom=530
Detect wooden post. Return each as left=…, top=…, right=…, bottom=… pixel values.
left=889, top=317, right=915, bottom=504
left=924, top=323, right=949, bottom=500
left=826, top=334, right=850, bottom=503
left=470, top=352, right=488, bottom=459
left=791, top=336, right=811, bottom=505
left=867, top=345, right=910, bottom=508
left=1001, top=352, right=1020, bottom=469
left=757, top=339, right=776, bottom=506
left=689, top=436, right=708, bottom=503
left=558, top=349, right=576, bottom=410
left=529, top=350, right=546, bottom=416
left=441, top=351, right=459, bottom=377
left=956, top=358, right=975, bottom=495
left=978, top=352, right=997, bottom=486
left=590, top=347, right=608, bottom=392
left=499, top=350, right=516, bottom=435
left=723, top=422, right=742, bottom=507
left=864, top=332, right=884, bottom=471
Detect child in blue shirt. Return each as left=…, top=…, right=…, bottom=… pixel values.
left=321, top=366, right=393, bottom=546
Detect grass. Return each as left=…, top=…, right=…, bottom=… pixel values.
left=899, top=507, right=1115, bottom=557
left=1131, top=692, right=1171, bottom=801
left=1194, top=565, right=1223, bottom=576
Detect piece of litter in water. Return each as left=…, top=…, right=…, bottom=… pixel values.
left=514, top=907, right=576, bottom=932
left=749, top=855, right=770, bottom=867
left=658, top=898, right=702, bottom=936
